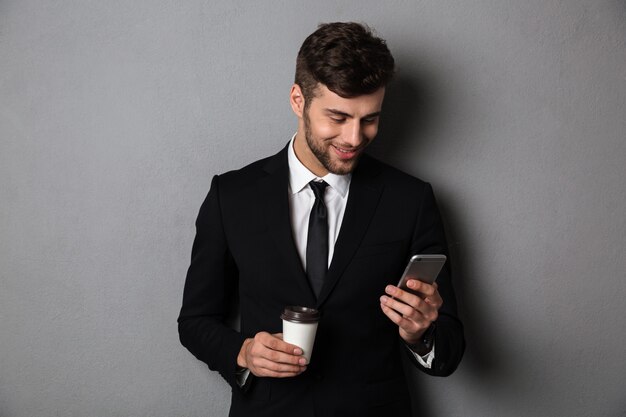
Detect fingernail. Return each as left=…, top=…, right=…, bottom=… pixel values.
left=299, top=358, right=307, bottom=365
left=380, top=295, right=388, bottom=303
left=385, top=285, right=395, bottom=294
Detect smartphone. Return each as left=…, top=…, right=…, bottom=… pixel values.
left=397, top=254, right=446, bottom=293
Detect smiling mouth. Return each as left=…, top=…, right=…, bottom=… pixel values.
left=335, top=146, right=354, bottom=153
left=332, top=144, right=363, bottom=153
left=332, top=144, right=362, bottom=160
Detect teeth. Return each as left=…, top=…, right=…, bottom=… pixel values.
left=335, top=146, right=353, bottom=153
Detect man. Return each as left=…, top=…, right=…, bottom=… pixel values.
left=178, top=22, right=464, bottom=417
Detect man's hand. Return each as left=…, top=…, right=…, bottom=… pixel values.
left=379, top=279, right=443, bottom=345
left=237, top=332, right=307, bottom=378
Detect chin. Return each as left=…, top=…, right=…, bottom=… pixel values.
left=325, top=157, right=360, bottom=175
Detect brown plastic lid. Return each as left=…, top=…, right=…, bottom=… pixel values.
left=280, top=306, right=320, bottom=323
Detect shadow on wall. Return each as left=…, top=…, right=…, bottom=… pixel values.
left=367, top=66, right=439, bottom=164
left=369, top=59, right=508, bottom=416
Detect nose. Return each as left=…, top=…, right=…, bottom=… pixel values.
left=343, top=121, right=363, bottom=148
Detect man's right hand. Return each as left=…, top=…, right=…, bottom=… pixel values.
left=237, top=332, right=307, bottom=378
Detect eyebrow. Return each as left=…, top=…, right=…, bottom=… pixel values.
left=324, top=108, right=381, bottom=119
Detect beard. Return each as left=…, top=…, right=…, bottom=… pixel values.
left=303, top=111, right=365, bottom=175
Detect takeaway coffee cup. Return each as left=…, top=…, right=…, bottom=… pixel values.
left=281, top=306, right=320, bottom=363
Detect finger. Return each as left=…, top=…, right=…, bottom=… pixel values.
left=385, top=285, right=425, bottom=312
left=251, top=357, right=307, bottom=376
left=255, top=343, right=308, bottom=366
left=380, top=294, right=421, bottom=320
left=382, top=287, right=439, bottom=323
left=380, top=302, right=422, bottom=334
left=382, top=294, right=439, bottom=326
left=424, top=292, right=443, bottom=308
left=272, top=333, right=304, bottom=356
left=380, top=300, right=434, bottom=341
left=406, top=280, right=436, bottom=297
left=404, top=281, right=443, bottom=310
left=257, top=332, right=303, bottom=356
left=407, top=280, right=443, bottom=309
left=251, top=334, right=307, bottom=366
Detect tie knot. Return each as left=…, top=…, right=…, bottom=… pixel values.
left=309, top=180, right=328, bottom=199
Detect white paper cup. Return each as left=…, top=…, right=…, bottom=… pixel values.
left=281, top=306, right=320, bottom=363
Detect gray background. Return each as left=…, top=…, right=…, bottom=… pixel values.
left=1, top=1, right=625, bottom=416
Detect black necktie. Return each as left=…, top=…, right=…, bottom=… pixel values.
left=306, top=180, right=329, bottom=297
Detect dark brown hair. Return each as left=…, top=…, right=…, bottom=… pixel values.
left=295, top=22, right=395, bottom=108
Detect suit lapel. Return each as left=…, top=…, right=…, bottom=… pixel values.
left=259, top=147, right=317, bottom=302
left=317, top=155, right=383, bottom=307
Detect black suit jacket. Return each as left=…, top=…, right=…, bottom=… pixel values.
left=178, top=146, right=464, bottom=417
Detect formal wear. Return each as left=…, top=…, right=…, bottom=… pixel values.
left=178, top=143, right=465, bottom=417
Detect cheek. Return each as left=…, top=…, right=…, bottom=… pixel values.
left=313, top=121, right=340, bottom=140
left=364, top=124, right=379, bottom=140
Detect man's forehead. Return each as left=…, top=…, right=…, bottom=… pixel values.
left=312, top=84, right=386, bottom=112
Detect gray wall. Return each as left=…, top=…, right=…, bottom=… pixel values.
left=1, top=1, right=624, bottom=416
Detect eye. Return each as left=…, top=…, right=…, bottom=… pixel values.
left=330, top=117, right=346, bottom=123
left=362, top=117, right=378, bottom=124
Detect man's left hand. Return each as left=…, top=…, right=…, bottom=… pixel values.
left=379, top=280, right=443, bottom=345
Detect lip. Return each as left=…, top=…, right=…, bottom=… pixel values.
left=332, top=145, right=361, bottom=160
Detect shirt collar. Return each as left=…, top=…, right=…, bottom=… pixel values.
left=287, top=134, right=351, bottom=198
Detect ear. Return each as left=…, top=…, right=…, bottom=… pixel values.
left=289, top=84, right=305, bottom=118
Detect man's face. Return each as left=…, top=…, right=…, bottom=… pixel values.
left=293, top=84, right=385, bottom=176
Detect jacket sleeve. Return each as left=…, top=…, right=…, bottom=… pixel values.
left=405, top=182, right=465, bottom=376
left=178, top=175, right=246, bottom=389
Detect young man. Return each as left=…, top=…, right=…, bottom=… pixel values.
left=178, top=22, right=464, bottom=417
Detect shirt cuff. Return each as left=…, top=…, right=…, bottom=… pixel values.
left=406, top=341, right=436, bottom=369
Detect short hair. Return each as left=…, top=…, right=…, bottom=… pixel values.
left=295, top=22, right=395, bottom=108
